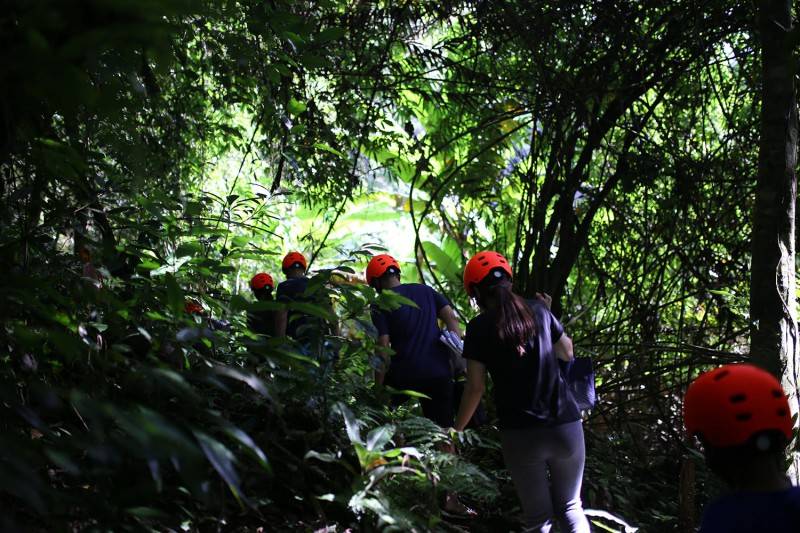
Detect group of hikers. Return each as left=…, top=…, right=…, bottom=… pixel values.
left=236, top=250, right=797, bottom=533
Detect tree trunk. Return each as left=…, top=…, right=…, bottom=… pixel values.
left=751, top=0, right=799, bottom=482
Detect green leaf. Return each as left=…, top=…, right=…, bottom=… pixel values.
left=125, top=507, right=170, bottom=519
left=212, top=365, right=270, bottom=398
left=287, top=98, right=307, bottom=115
left=334, top=402, right=362, bottom=445
left=305, top=450, right=339, bottom=463
left=231, top=235, right=250, bottom=249
left=422, top=240, right=459, bottom=280
left=316, top=27, right=346, bottom=43
left=287, top=301, right=336, bottom=322
left=222, top=425, right=270, bottom=472
left=375, top=290, right=418, bottom=311
left=164, top=274, right=183, bottom=314
left=137, top=260, right=161, bottom=271
left=300, top=53, right=328, bottom=69
left=43, top=448, right=79, bottom=475
left=366, top=425, right=394, bottom=452
left=176, top=240, right=204, bottom=257
left=314, top=142, right=347, bottom=159
left=151, top=256, right=191, bottom=277
left=194, top=432, right=243, bottom=502
left=384, top=387, right=431, bottom=400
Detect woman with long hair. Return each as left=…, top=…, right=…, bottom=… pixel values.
left=454, top=251, right=590, bottom=532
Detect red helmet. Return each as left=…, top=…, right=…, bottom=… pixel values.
left=463, top=251, right=513, bottom=296
left=683, top=363, right=793, bottom=448
left=184, top=299, right=204, bottom=315
left=282, top=251, right=307, bottom=273
left=366, top=254, right=400, bottom=286
left=249, top=272, right=274, bottom=291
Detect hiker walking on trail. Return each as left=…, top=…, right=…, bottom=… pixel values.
left=453, top=251, right=590, bottom=533
left=275, top=252, right=312, bottom=339
left=275, top=251, right=339, bottom=372
left=683, top=363, right=800, bottom=533
left=367, top=253, right=463, bottom=429
left=247, top=272, right=276, bottom=337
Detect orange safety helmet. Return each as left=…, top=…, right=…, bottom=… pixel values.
left=282, top=251, right=307, bottom=273
left=683, top=364, right=793, bottom=448
left=184, top=299, right=205, bottom=315
left=249, top=272, right=274, bottom=291
left=463, top=251, right=513, bottom=296
left=366, top=254, right=401, bottom=286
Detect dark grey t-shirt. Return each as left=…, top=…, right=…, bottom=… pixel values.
left=463, top=300, right=580, bottom=429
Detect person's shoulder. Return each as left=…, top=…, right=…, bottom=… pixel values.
left=466, top=312, right=491, bottom=330
left=526, top=297, right=548, bottom=311
left=395, top=282, right=428, bottom=296
left=523, top=298, right=549, bottom=318
left=700, top=487, right=800, bottom=533
left=281, top=277, right=307, bottom=289
left=782, top=486, right=800, bottom=509
left=405, top=282, right=445, bottom=298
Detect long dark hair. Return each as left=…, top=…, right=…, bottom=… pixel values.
left=477, top=273, right=536, bottom=350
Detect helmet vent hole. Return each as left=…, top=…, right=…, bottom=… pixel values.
left=730, top=393, right=746, bottom=404
left=713, top=370, right=730, bottom=381
left=735, top=413, right=752, bottom=422
left=777, top=408, right=788, bottom=417
left=756, top=434, right=771, bottom=451
left=772, top=389, right=783, bottom=398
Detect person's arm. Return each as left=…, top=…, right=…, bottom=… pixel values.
left=454, top=359, right=487, bottom=431
left=274, top=309, right=288, bottom=337
left=437, top=304, right=462, bottom=337
left=554, top=333, right=574, bottom=362
left=438, top=304, right=466, bottom=375
left=375, top=334, right=391, bottom=384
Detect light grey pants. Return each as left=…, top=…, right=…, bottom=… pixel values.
left=501, top=420, right=591, bottom=533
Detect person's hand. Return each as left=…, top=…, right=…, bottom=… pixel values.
left=448, top=426, right=466, bottom=442
left=535, top=292, right=552, bottom=310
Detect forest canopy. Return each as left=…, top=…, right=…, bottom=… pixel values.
left=1, top=1, right=798, bottom=531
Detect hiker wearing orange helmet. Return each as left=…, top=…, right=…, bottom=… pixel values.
left=275, top=252, right=310, bottom=338
left=247, top=272, right=276, bottom=336
left=454, top=250, right=589, bottom=532
left=274, top=251, right=340, bottom=375
left=683, top=363, right=799, bottom=533
left=367, top=253, right=463, bottom=428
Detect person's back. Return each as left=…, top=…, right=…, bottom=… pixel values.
left=683, top=364, right=798, bottom=533
left=464, top=299, right=580, bottom=428
left=371, top=282, right=452, bottom=385
left=276, top=275, right=311, bottom=338
left=455, top=250, right=590, bottom=532
left=248, top=272, right=276, bottom=337
left=699, top=486, right=800, bottom=533
left=367, top=254, right=463, bottom=430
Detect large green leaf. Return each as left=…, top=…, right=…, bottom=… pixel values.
left=421, top=240, right=460, bottom=281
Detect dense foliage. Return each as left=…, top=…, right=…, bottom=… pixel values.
left=1, top=1, right=796, bottom=531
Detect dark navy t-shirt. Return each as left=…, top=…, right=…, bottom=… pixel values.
left=462, top=300, right=580, bottom=429
left=247, top=310, right=275, bottom=337
left=370, top=283, right=452, bottom=385
left=699, top=487, right=800, bottom=533
left=276, top=277, right=310, bottom=338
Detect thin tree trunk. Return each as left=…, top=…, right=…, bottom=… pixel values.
left=751, top=0, right=799, bottom=482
